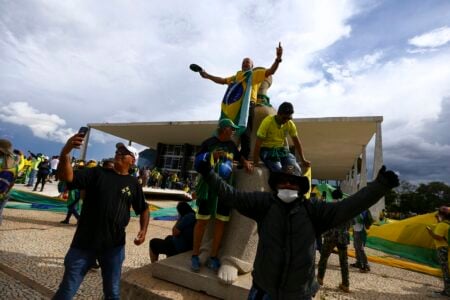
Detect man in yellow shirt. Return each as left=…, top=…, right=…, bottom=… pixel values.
left=253, top=102, right=310, bottom=175
left=197, top=43, right=283, bottom=159
left=427, top=206, right=450, bottom=297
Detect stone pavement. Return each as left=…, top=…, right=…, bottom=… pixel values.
left=0, top=182, right=445, bottom=299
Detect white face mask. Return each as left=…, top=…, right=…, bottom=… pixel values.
left=277, top=189, right=298, bottom=203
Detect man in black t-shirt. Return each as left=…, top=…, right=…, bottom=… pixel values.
left=53, top=135, right=149, bottom=300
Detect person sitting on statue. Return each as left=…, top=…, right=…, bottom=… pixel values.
left=253, top=101, right=311, bottom=174
left=194, top=153, right=400, bottom=299
left=191, top=118, right=253, bottom=273
left=196, top=43, right=283, bottom=160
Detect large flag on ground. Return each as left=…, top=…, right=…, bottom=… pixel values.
left=220, top=70, right=253, bottom=135
left=366, top=212, right=441, bottom=268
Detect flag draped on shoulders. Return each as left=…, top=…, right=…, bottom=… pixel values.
left=220, top=70, right=253, bottom=135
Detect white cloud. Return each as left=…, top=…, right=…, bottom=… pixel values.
left=0, top=0, right=359, bottom=125
left=409, top=26, right=450, bottom=48
left=0, top=101, right=73, bottom=143
left=2, top=1, right=450, bottom=182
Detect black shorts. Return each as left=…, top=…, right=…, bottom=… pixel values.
left=149, top=236, right=177, bottom=257
left=196, top=197, right=230, bottom=222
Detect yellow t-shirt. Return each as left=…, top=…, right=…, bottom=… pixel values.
left=225, top=68, right=266, bottom=102
left=433, top=221, right=450, bottom=248
left=257, top=115, right=298, bottom=148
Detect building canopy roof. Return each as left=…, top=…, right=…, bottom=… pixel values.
left=89, top=116, right=382, bottom=180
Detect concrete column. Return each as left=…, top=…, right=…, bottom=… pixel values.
left=79, top=126, right=91, bottom=161
left=360, top=145, right=367, bottom=189
left=351, top=158, right=358, bottom=194
left=340, top=173, right=352, bottom=195
left=372, top=122, right=383, bottom=179
left=370, top=121, right=384, bottom=220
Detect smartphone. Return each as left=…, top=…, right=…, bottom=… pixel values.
left=78, top=126, right=89, bottom=137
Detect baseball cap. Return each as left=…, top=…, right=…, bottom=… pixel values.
left=116, top=143, right=139, bottom=160
left=219, top=118, right=239, bottom=129
left=0, top=139, right=14, bottom=156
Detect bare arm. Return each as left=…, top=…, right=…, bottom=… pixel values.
left=240, top=157, right=254, bottom=174
left=199, top=70, right=228, bottom=85
left=427, top=226, right=446, bottom=241
left=253, top=137, right=263, bottom=165
left=134, top=206, right=150, bottom=245
left=57, top=134, right=85, bottom=183
left=265, top=42, right=283, bottom=77
left=292, top=135, right=310, bottom=167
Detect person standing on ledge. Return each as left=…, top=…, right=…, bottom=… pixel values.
left=53, top=135, right=149, bottom=300
left=191, top=118, right=252, bottom=273
left=196, top=43, right=283, bottom=159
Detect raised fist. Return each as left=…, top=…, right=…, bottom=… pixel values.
left=376, top=165, right=399, bottom=189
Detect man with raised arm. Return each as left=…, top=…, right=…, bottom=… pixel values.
left=196, top=43, right=283, bottom=159
left=53, top=134, right=149, bottom=300
left=195, top=154, right=399, bottom=300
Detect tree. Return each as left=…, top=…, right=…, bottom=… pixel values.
left=394, top=181, right=450, bottom=215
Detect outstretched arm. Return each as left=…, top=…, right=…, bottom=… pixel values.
left=202, top=170, right=271, bottom=221
left=58, top=134, right=84, bottom=183
left=313, top=166, right=399, bottom=233
left=265, top=42, right=283, bottom=77
left=199, top=70, right=228, bottom=84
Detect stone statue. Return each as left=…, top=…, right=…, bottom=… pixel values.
left=198, top=77, right=277, bottom=284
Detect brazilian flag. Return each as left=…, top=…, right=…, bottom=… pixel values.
left=219, top=70, right=253, bottom=135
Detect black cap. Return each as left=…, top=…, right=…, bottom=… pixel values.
left=268, top=171, right=310, bottom=195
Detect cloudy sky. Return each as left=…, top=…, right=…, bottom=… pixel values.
left=1, top=0, right=450, bottom=183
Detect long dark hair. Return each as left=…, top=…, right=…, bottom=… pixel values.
left=177, top=201, right=195, bottom=217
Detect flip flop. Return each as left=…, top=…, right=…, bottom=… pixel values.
left=189, top=64, right=203, bottom=72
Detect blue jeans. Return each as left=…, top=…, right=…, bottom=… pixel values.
left=27, top=169, right=37, bottom=186
left=260, top=150, right=301, bottom=174
left=53, top=245, right=125, bottom=299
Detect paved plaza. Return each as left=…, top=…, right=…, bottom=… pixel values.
left=0, top=182, right=444, bottom=299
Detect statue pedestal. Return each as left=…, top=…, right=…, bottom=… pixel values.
left=122, top=252, right=252, bottom=299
